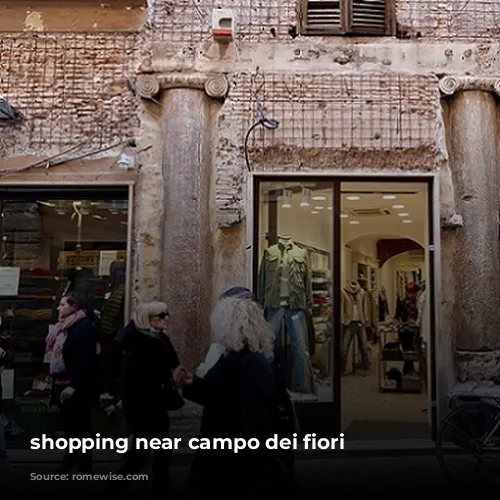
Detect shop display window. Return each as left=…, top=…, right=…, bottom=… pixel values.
left=256, top=181, right=334, bottom=403
left=0, top=188, right=130, bottom=447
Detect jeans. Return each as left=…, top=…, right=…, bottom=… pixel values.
left=342, top=321, right=370, bottom=373
left=57, top=394, right=94, bottom=472
left=266, top=307, right=308, bottom=392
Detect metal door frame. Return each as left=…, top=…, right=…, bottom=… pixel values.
left=249, top=172, right=440, bottom=439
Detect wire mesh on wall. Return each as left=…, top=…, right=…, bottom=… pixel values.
left=0, top=32, right=140, bottom=156
left=149, top=0, right=297, bottom=45
left=230, top=72, right=438, bottom=152
left=395, top=0, right=500, bottom=40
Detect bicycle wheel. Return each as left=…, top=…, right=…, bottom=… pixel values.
left=436, top=402, right=500, bottom=486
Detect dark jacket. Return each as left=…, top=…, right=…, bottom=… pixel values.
left=182, top=348, right=279, bottom=494
left=54, top=316, right=100, bottom=401
left=117, top=321, right=180, bottom=432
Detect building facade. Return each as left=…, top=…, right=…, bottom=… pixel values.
left=0, top=0, right=499, bottom=445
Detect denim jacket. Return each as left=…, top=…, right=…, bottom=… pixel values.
left=258, top=243, right=312, bottom=310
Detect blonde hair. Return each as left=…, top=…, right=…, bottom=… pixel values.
left=210, top=297, right=274, bottom=361
left=133, top=301, right=168, bottom=330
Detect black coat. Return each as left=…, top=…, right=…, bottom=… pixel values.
left=182, top=348, right=279, bottom=494
left=117, top=321, right=180, bottom=432
left=52, top=316, right=100, bottom=402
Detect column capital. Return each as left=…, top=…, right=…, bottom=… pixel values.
left=438, top=75, right=500, bottom=97
left=135, top=72, right=229, bottom=101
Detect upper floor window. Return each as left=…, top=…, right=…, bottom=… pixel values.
left=299, top=0, right=392, bottom=36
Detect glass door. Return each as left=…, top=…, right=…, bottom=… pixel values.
left=253, top=178, right=341, bottom=436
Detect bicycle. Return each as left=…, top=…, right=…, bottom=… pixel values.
left=436, top=393, right=500, bottom=486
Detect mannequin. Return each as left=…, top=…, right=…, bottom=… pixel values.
left=361, top=281, right=376, bottom=343
left=395, top=282, right=421, bottom=374
left=258, top=235, right=312, bottom=392
left=341, top=280, right=371, bottom=374
left=378, top=287, right=390, bottom=322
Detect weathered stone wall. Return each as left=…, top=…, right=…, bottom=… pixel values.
left=0, top=0, right=147, bottom=32
left=0, top=32, right=140, bottom=158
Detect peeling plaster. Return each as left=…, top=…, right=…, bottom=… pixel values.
left=24, top=11, right=45, bottom=31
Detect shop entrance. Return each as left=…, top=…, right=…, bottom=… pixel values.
left=252, top=176, right=438, bottom=441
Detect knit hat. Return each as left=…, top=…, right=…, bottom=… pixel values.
left=219, top=286, right=258, bottom=303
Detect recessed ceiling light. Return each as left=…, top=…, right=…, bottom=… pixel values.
left=312, top=195, right=326, bottom=201
left=349, top=220, right=360, bottom=225
left=392, top=204, right=405, bottom=209
left=402, top=219, right=412, bottom=224
left=398, top=213, right=409, bottom=217
left=311, top=210, right=319, bottom=215
left=315, top=206, right=324, bottom=210
left=327, top=206, right=333, bottom=211
left=346, top=195, right=360, bottom=201
left=340, top=212, right=348, bottom=218
left=383, top=194, right=396, bottom=200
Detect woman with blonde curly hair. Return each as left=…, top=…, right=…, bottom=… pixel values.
left=177, top=286, right=295, bottom=498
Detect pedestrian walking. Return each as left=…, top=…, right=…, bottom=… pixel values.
left=115, top=301, right=185, bottom=496
left=177, top=286, right=297, bottom=498
left=46, top=292, right=100, bottom=474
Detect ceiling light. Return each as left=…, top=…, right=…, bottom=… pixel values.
left=327, top=206, right=333, bottom=211
left=315, top=206, right=324, bottom=210
left=383, top=194, right=396, bottom=200
left=402, top=219, right=412, bottom=224
left=300, top=187, right=311, bottom=207
left=312, top=195, right=326, bottom=201
left=340, top=212, right=348, bottom=218
left=392, top=204, right=405, bottom=209
left=349, top=220, right=360, bottom=225
left=281, top=189, right=292, bottom=208
left=311, top=210, right=319, bottom=215
left=398, top=213, right=409, bottom=217
left=346, top=195, right=360, bottom=201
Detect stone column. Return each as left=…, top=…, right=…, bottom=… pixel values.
left=439, top=76, right=500, bottom=383
left=135, top=73, right=229, bottom=368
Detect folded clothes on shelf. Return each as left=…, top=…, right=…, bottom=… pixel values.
left=13, top=309, right=53, bottom=321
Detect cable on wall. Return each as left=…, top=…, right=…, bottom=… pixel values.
left=243, top=92, right=279, bottom=172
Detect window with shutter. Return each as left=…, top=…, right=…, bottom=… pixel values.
left=299, top=0, right=392, bottom=36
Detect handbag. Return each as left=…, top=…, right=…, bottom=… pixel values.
left=164, top=373, right=185, bottom=411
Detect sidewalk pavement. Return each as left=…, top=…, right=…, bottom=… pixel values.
left=4, top=453, right=498, bottom=498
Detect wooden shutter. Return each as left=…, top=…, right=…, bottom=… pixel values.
left=346, top=0, right=389, bottom=35
left=300, top=0, right=343, bottom=34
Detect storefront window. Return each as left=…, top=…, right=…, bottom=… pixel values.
left=0, top=188, right=129, bottom=447
left=256, top=182, right=334, bottom=403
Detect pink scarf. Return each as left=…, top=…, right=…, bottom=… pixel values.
left=45, top=309, right=87, bottom=379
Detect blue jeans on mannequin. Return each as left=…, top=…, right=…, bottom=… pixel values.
left=266, top=307, right=308, bottom=392
left=342, top=321, right=371, bottom=373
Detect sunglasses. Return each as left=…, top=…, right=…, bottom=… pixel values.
left=152, top=312, right=170, bottom=319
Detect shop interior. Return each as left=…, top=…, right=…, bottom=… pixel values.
left=257, top=180, right=431, bottom=441
left=0, top=195, right=129, bottom=446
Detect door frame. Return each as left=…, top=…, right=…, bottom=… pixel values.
left=249, top=172, right=441, bottom=440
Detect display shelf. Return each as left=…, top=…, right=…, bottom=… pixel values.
left=378, top=322, right=424, bottom=393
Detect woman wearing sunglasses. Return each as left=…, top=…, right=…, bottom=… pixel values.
left=115, top=301, right=185, bottom=495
